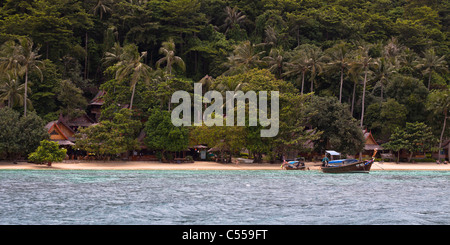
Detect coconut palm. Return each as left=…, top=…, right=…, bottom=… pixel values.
left=156, top=39, right=185, bottom=75
left=351, top=42, right=377, bottom=127
left=283, top=48, right=310, bottom=94
left=397, top=47, right=419, bottom=74
left=324, top=42, right=352, bottom=102
left=92, top=0, right=112, bottom=20
left=372, top=57, right=396, bottom=102
left=1, top=38, right=43, bottom=116
left=103, top=42, right=124, bottom=67
left=115, top=44, right=152, bottom=110
left=415, top=48, right=447, bottom=90
left=262, top=48, right=285, bottom=79
left=0, top=40, right=21, bottom=78
left=0, top=77, right=30, bottom=108
left=347, top=63, right=363, bottom=117
left=221, top=6, right=246, bottom=34
left=305, top=45, right=325, bottom=93
left=426, top=89, right=450, bottom=163
left=223, top=40, right=264, bottom=75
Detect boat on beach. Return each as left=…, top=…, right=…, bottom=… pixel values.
left=281, top=157, right=308, bottom=170
left=321, top=149, right=377, bottom=173
left=321, top=158, right=374, bottom=173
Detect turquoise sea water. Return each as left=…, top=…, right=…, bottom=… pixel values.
left=0, top=170, right=448, bottom=225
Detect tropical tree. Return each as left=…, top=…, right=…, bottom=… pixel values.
left=144, top=108, right=189, bottom=161
left=103, top=42, right=124, bottom=68
left=415, top=48, right=447, bottom=90
left=324, top=42, right=353, bottom=102
left=0, top=77, right=29, bottom=108
left=262, top=48, right=285, bottom=79
left=427, top=89, right=450, bottom=162
left=15, top=38, right=44, bottom=117
left=92, top=0, right=112, bottom=20
left=305, top=44, right=325, bottom=93
left=75, top=108, right=142, bottom=158
left=221, top=6, right=246, bottom=34
left=351, top=42, right=377, bottom=127
left=156, top=38, right=185, bottom=75
left=383, top=122, right=437, bottom=162
left=0, top=38, right=43, bottom=116
left=223, top=40, right=264, bottom=75
left=0, top=40, right=21, bottom=78
left=28, top=140, right=66, bottom=166
left=372, top=56, right=396, bottom=102
left=115, top=44, right=152, bottom=110
left=283, top=48, right=310, bottom=94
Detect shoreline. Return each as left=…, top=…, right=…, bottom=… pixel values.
left=0, top=160, right=449, bottom=171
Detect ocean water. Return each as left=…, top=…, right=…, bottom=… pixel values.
left=0, top=170, right=448, bottom=225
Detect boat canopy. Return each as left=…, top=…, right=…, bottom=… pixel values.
left=325, top=150, right=340, bottom=156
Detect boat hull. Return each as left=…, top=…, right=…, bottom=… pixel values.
left=321, top=160, right=374, bottom=173
left=282, top=165, right=307, bottom=170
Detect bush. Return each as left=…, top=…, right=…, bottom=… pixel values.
left=28, top=140, right=67, bottom=166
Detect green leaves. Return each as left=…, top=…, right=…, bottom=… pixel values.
left=144, top=107, right=189, bottom=156
left=0, top=107, right=48, bottom=160
left=75, top=108, right=142, bottom=157
left=28, top=139, right=67, bottom=164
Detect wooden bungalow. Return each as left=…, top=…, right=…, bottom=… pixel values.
left=362, top=129, right=382, bottom=158
left=88, top=90, right=106, bottom=122
left=44, top=117, right=76, bottom=147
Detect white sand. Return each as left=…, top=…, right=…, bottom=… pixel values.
left=0, top=160, right=449, bottom=171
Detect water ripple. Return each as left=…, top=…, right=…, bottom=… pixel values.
left=0, top=170, right=448, bottom=225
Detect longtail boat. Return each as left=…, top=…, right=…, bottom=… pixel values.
left=281, top=157, right=308, bottom=170
left=321, top=149, right=377, bottom=173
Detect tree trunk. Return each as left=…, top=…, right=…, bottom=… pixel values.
left=408, top=152, right=413, bottom=163
left=438, top=110, right=447, bottom=162
left=129, top=83, right=136, bottom=110
left=85, top=32, right=88, bottom=80
left=428, top=71, right=432, bottom=90
left=360, top=67, right=368, bottom=127
left=339, top=66, right=344, bottom=103
left=24, top=69, right=28, bottom=117
left=397, top=150, right=400, bottom=163
left=301, top=71, right=305, bottom=95
left=351, top=80, right=356, bottom=116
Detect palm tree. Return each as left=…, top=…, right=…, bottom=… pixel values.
left=283, top=48, right=310, bottom=94
left=92, top=0, right=112, bottom=20
left=398, top=47, right=419, bottom=74
left=427, top=89, right=450, bottom=163
left=262, top=48, right=285, bottom=79
left=223, top=40, right=264, bottom=75
left=0, top=77, right=29, bottom=108
left=115, top=44, right=152, bottom=110
left=0, top=40, right=21, bottom=78
left=304, top=44, right=325, bottom=93
left=7, top=38, right=43, bottom=117
left=382, top=37, right=403, bottom=65
left=221, top=6, right=246, bottom=33
left=103, top=42, right=124, bottom=67
left=352, top=42, right=377, bottom=128
left=156, top=39, right=185, bottom=75
left=324, top=42, right=352, bottom=102
left=416, top=48, right=447, bottom=90
left=372, top=57, right=396, bottom=102
left=347, top=63, right=363, bottom=117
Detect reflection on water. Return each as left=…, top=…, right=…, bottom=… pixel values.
left=0, top=170, right=448, bottom=224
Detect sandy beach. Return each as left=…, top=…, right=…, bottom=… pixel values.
left=0, top=160, right=449, bottom=171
